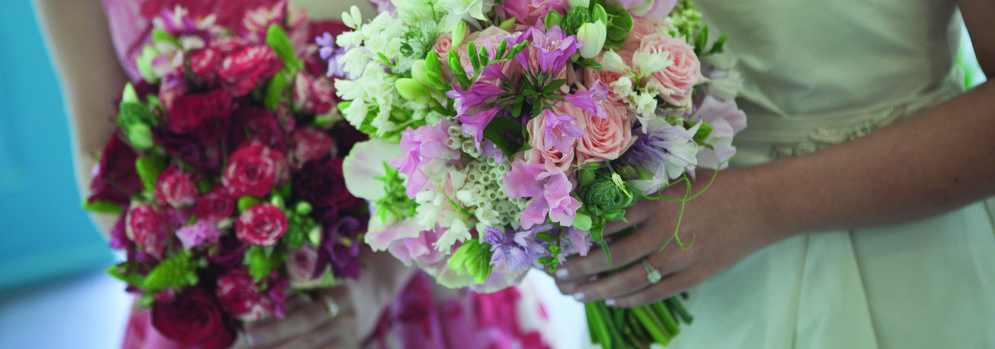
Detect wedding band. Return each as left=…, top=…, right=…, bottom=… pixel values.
left=642, top=259, right=663, bottom=285
left=321, top=296, right=340, bottom=320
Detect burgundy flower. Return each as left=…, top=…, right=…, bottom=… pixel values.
left=333, top=122, right=369, bottom=155
left=188, top=47, right=222, bottom=85
left=154, top=129, right=227, bottom=175
left=222, top=142, right=288, bottom=197
left=88, top=133, right=143, bottom=206
left=126, top=204, right=171, bottom=259
left=289, top=128, right=334, bottom=169
left=292, top=72, right=335, bottom=114
left=151, top=285, right=237, bottom=349
left=219, top=45, right=283, bottom=97
left=318, top=215, right=363, bottom=279
left=207, top=234, right=247, bottom=269
left=216, top=268, right=272, bottom=321
left=293, top=157, right=361, bottom=210
left=165, top=89, right=235, bottom=134
left=194, top=187, right=235, bottom=220
left=154, top=164, right=200, bottom=208
left=108, top=204, right=132, bottom=250
left=235, top=203, right=288, bottom=247
left=229, top=107, right=287, bottom=152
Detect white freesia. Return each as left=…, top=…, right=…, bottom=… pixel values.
left=633, top=49, right=672, bottom=78
left=435, top=218, right=472, bottom=252
left=601, top=49, right=629, bottom=73
left=438, top=0, right=495, bottom=31
left=577, top=21, right=608, bottom=59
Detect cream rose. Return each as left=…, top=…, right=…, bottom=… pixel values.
left=575, top=100, right=636, bottom=164
left=640, top=34, right=704, bottom=108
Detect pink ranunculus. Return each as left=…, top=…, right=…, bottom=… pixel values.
left=222, top=142, right=288, bottom=197
left=292, top=71, right=336, bottom=114
left=215, top=269, right=272, bottom=321
left=289, top=128, right=335, bottom=169
left=575, top=100, right=636, bottom=164
left=187, top=47, right=221, bottom=85
left=218, top=44, right=283, bottom=97
left=154, top=164, right=200, bottom=208
left=523, top=107, right=577, bottom=173
left=497, top=0, right=566, bottom=27
left=126, top=204, right=171, bottom=259
left=640, top=34, right=704, bottom=107
left=175, top=219, right=222, bottom=249
left=165, top=89, right=235, bottom=135
left=286, top=243, right=325, bottom=286
left=235, top=203, right=288, bottom=247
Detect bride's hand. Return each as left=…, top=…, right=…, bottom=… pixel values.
left=553, top=169, right=774, bottom=308
left=234, top=287, right=357, bottom=349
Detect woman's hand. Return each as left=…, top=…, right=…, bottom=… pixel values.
left=234, top=287, right=358, bottom=349
left=554, top=169, right=776, bottom=308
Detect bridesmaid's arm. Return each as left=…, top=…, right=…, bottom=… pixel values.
left=553, top=0, right=995, bottom=307
left=34, top=0, right=128, bottom=239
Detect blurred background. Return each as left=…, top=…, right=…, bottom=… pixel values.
left=0, top=1, right=986, bottom=348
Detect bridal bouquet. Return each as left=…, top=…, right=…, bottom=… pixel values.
left=83, top=4, right=367, bottom=348
left=332, top=0, right=744, bottom=347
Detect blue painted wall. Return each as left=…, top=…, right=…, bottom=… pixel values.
left=0, top=1, right=113, bottom=292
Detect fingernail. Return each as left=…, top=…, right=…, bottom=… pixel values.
left=555, top=269, right=569, bottom=279
left=605, top=299, right=616, bottom=306
left=573, top=292, right=586, bottom=302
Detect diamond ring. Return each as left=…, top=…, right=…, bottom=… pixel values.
left=321, top=296, right=340, bottom=320
left=642, top=259, right=662, bottom=285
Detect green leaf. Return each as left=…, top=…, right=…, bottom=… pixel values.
left=538, top=256, right=555, bottom=265
left=106, top=263, right=144, bottom=287
left=536, top=232, right=557, bottom=242
left=591, top=4, right=609, bottom=24
left=543, top=79, right=567, bottom=94
left=151, top=29, right=180, bottom=47
left=238, top=196, right=264, bottom=212
left=547, top=244, right=561, bottom=254
left=265, top=69, right=291, bottom=112
left=693, top=122, right=713, bottom=144
left=577, top=57, right=604, bottom=70
left=141, top=251, right=198, bottom=291
left=82, top=200, right=124, bottom=215
left=247, top=246, right=285, bottom=282
left=544, top=10, right=563, bottom=31
left=605, top=7, right=633, bottom=42
left=448, top=239, right=494, bottom=284
left=119, top=102, right=156, bottom=127
left=589, top=218, right=611, bottom=264
left=135, top=156, right=166, bottom=192
left=266, top=25, right=302, bottom=71
left=482, top=117, right=527, bottom=158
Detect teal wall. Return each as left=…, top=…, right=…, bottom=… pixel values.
left=0, top=1, right=112, bottom=293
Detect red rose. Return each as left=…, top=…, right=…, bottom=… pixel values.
left=235, top=203, right=288, bottom=246
left=222, top=142, right=288, bottom=197
left=126, top=205, right=171, bottom=259
left=165, top=89, right=235, bottom=134
left=216, top=269, right=272, bottom=321
left=219, top=45, right=283, bottom=97
left=289, top=128, right=334, bottom=169
left=293, top=157, right=361, bottom=210
left=88, top=132, right=143, bottom=206
left=188, top=47, right=222, bottom=85
left=194, top=188, right=235, bottom=220
left=229, top=107, right=286, bottom=152
left=151, top=286, right=237, bottom=349
left=155, top=164, right=200, bottom=208
left=292, top=71, right=335, bottom=114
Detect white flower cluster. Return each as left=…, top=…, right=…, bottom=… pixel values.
left=444, top=126, right=526, bottom=234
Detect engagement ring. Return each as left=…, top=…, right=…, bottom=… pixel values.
left=642, top=259, right=662, bottom=285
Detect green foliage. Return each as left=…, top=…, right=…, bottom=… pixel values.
left=374, top=162, right=419, bottom=221
left=266, top=25, right=303, bottom=72
left=135, top=156, right=166, bottom=193
left=106, top=263, right=145, bottom=288
left=246, top=246, right=285, bottom=282
left=82, top=200, right=124, bottom=215
left=482, top=117, right=529, bottom=159
left=264, top=69, right=292, bottom=112
left=151, top=29, right=180, bottom=47
left=141, top=250, right=199, bottom=291
left=447, top=239, right=494, bottom=284
left=603, top=7, right=634, bottom=49
left=237, top=196, right=264, bottom=212
left=283, top=208, right=318, bottom=251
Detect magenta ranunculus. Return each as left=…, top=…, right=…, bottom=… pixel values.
left=219, top=45, right=283, bottom=97
left=165, top=89, right=235, bottom=135
left=154, top=164, right=200, bottom=208
left=229, top=106, right=286, bottom=152
left=289, top=128, right=335, bottom=169
left=292, top=71, right=335, bottom=114
left=235, top=203, right=288, bottom=247
left=496, top=0, right=566, bottom=27
left=193, top=187, right=235, bottom=221
left=126, top=204, right=171, bottom=259
left=215, top=268, right=272, bottom=321
left=88, top=132, right=143, bottom=206
left=151, top=285, right=237, bottom=349
left=222, top=142, right=288, bottom=198
left=176, top=220, right=222, bottom=249
left=188, top=47, right=222, bottom=85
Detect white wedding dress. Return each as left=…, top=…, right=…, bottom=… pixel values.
left=669, top=0, right=995, bottom=348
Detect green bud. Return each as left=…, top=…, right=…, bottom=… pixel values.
left=576, top=21, right=607, bottom=59
left=578, top=168, right=597, bottom=186
left=499, top=17, right=516, bottom=32
left=270, top=195, right=285, bottom=210
left=395, top=78, right=434, bottom=104
left=237, top=196, right=264, bottom=212
left=137, top=45, right=159, bottom=83
left=151, top=29, right=179, bottom=47
left=424, top=52, right=447, bottom=90
left=545, top=10, right=563, bottom=31
left=127, top=123, right=154, bottom=151
left=295, top=201, right=313, bottom=215
left=121, top=83, right=139, bottom=105
left=572, top=212, right=593, bottom=231
left=568, top=0, right=590, bottom=8
left=452, top=20, right=469, bottom=47
left=583, top=177, right=627, bottom=215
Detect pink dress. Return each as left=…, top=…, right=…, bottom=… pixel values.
left=100, top=1, right=556, bottom=348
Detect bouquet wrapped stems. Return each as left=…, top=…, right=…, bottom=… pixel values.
left=587, top=296, right=693, bottom=349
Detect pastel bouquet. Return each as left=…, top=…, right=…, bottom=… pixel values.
left=331, top=0, right=745, bottom=347
left=83, top=4, right=368, bottom=348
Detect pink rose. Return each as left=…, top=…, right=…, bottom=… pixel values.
left=496, top=0, right=566, bottom=27
left=215, top=269, right=272, bottom=321
left=222, top=142, right=289, bottom=197
left=289, top=128, right=335, bottom=169
left=194, top=188, right=235, bottom=221
left=219, top=45, right=283, bottom=97
left=286, top=244, right=325, bottom=286
left=432, top=32, right=454, bottom=62
left=640, top=34, right=704, bottom=107
left=230, top=107, right=286, bottom=152
left=176, top=220, right=222, bottom=249
left=235, top=203, right=288, bottom=247
left=576, top=100, right=636, bottom=164
left=583, top=54, right=633, bottom=101
left=524, top=107, right=577, bottom=173
left=154, top=164, right=200, bottom=208
left=292, top=72, right=336, bottom=114
left=126, top=204, right=171, bottom=259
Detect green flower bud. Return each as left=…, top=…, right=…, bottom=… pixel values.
left=499, top=17, right=516, bottom=32
left=127, top=123, right=154, bottom=151
left=545, top=10, right=563, bottom=31
left=452, top=20, right=469, bottom=47
left=577, top=167, right=597, bottom=186
left=568, top=0, right=590, bottom=8
left=583, top=178, right=627, bottom=214
left=295, top=201, right=313, bottom=215
left=136, top=46, right=159, bottom=83
left=395, top=78, right=433, bottom=104
left=577, top=21, right=607, bottom=59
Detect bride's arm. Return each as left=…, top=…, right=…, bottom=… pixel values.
left=554, top=0, right=995, bottom=306
left=34, top=0, right=128, bottom=239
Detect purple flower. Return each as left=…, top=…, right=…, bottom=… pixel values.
left=693, top=96, right=746, bottom=169
left=460, top=107, right=501, bottom=143
left=315, top=32, right=335, bottom=60
left=564, top=83, right=609, bottom=119
left=319, top=216, right=363, bottom=279
left=370, top=0, right=397, bottom=13
left=484, top=224, right=557, bottom=274
left=625, top=122, right=701, bottom=194
left=504, top=159, right=581, bottom=228
left=542, top=107, right=585, bottom=152
left=515, top=25, right=580, bottom=74
left=390, top=120, right=460, bottom=198
left=176, top=220, right=222, bottom=249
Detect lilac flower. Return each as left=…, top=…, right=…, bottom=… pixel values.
left=693, top=96, right=746, bottom=169
left=176, top=220, right=222, bottom=249
left=625, top=122, right=701, bottom=194
left=484, top=224, right=557, bottom=274
left=504, top=159, right=581, bottom=228
left=563, top=83, right=609, bottom=119
left=515, top=25, right=580, bottom=74
left=370, top=0, right=397, bottom=13
left=390, top=120, right=460, bottom=198
left=543, top=107, right=585, bottom=152
left=315, top=32, right=335, bottom=60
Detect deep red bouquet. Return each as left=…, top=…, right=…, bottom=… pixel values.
left=83, top=3, right=364, bottom=348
